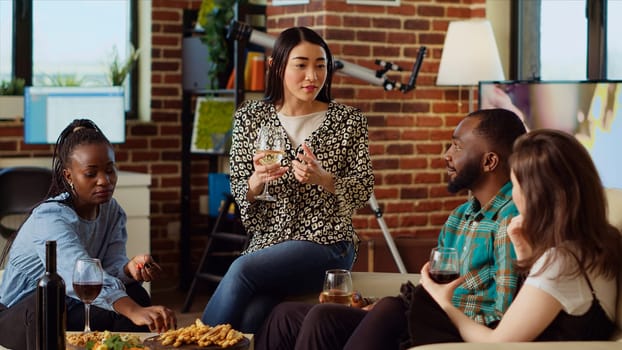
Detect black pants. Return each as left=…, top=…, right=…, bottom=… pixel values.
left=404, top=284, right=463, bottom=347
left=254, top=297, right=409, bottom=350
left=255, top=284, right=467, bottom=350
left=0, top=283, right=151, bottom=350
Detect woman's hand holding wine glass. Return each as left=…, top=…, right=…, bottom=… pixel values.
left=73, top=258, right=103, bottom=332
left=253, top=125, right=286, bottom=202
left=428, top=247, right=459, bottom=284
left=420, top=247, right=465, bottom=310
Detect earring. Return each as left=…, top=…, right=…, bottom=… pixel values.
left=70, top=183, right=75, bottom=192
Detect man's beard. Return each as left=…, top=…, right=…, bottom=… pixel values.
left=447, top=158, right=482, bottom=193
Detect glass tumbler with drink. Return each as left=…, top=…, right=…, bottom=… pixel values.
left=72, top=258, right=103, bottom=332
left=429, top=247, right=459, bottom=284
left=321, top=269, right=353, bottom=306
left=254, top=124, right=285, bottom=202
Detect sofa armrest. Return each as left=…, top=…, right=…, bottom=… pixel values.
left=351, top=271, right=420, bottom=299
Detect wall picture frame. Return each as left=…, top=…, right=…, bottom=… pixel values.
left=191, top=96, right=236, bottom=154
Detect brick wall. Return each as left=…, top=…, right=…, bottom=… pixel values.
left=265, top=0, right=486, bottom=272
left=0, top=0, right=486, bottom=289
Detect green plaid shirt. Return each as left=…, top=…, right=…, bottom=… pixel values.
left=438, top=181, right=519, bottom=325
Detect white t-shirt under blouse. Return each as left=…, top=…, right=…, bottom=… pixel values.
left=524, top=248, right=617, bottom=320
left=278, top=110, right=326, bottom=148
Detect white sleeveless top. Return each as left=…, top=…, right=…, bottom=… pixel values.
left=524, top=248, right=617, bottom=320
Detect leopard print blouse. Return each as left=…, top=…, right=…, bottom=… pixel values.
left=229, top=99, right=374, bottom=254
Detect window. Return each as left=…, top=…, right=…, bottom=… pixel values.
left=607, top=0, right=622, bottom=78
left=2, top=0, right=139, bottom=118
left=540, top=1, right=587, bottom=80
left=514, top=0, right=617, bottom=80
left=0, top=1, right=13, bottom=83
left=32, top=1, right=131, bottom=87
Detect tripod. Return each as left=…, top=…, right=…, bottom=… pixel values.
left=368, top=193, right=407, bottom=273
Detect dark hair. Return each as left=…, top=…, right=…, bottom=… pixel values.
left=48, top=119, right=112, bottom=202
left=468, top=108, right=527, bottom=168
left=264, top=26, right=334, bottom=105
left=510, top=129, right=621, bottom=278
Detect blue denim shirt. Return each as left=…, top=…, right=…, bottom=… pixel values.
left=0, top=193, right=133, bottom=311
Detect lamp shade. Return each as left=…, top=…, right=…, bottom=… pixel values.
left=436, top=19, right=505, bottom=86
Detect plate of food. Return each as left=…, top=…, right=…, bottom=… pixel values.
left=66, top=331, right=147, bottom=349
left=143, top=320, right=249, bottom=350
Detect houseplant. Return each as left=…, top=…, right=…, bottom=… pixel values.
left=198, top=0, right=246, bottom=88
left=107, top=45, right=140, bottom=86
left=0, top=78, right=25, bottom=120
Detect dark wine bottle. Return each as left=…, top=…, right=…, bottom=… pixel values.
left=36, top=240, right=67, bottom=350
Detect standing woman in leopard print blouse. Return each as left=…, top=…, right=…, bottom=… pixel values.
left=200, top=26, right=374, bottom=333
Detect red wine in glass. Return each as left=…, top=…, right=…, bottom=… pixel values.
left=429, top=270, right=460, bottom=284
left=73, top=282, right=102, bottom=304
left=72, top=258, right=103, bottom=332
left=429, top=247, right=459, bottom=284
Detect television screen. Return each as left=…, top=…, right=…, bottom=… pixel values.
left=24, top=86, right=126, bottom=144
left=479, top=80, right=622, bottom=189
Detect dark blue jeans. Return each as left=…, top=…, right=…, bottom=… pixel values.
left=201, top=240, right=355, bottom=333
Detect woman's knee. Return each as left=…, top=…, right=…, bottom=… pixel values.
left=304, top=303, right=346, bottom=325
left=372, top=296, right=405, bottom=314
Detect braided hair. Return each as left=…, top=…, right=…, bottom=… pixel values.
left=48, top=119, right=112, bottom=205
left=0, top=119, right=113, bottom=266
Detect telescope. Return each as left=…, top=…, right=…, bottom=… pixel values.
left=228, top=20, right=426, bottom=93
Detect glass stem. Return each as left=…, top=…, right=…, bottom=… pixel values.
left=263, top=180, right=270, bottom=195
left=84, top=303, right=91, bottom=332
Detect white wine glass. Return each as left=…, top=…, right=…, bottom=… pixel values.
left=72, top=258, right=103, bottom=332
left=254, top=124, right=285, bottom=202
left=429, top=247, right=459, bottom=284
left=322, top=269, right=353, bottom=306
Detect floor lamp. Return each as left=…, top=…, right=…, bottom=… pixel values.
left=436, top=19, right=506, bottom=112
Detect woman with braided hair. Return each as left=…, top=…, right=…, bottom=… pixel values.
left=0, top=119, right=176, bottom=350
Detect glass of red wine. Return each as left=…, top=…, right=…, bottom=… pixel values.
left=429, top=247, right=459, bottom=284
left=322, top=269, right=353, bottom=306
left=72, top=258, right=103, bottom=332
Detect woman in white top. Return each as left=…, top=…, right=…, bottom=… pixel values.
left=421, top=128, right=621, bottom=342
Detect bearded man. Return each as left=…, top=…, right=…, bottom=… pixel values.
left=254, top=109, right=528, bottom=350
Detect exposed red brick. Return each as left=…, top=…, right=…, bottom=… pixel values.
left=132, top=151, right=161, bottom=162
left=0, top=0, right=493, bottom=285
left=372, top=158, right=400, bottom=170
left=151, top=138, right=181, bottom=149
left=400, top=157, right=428, bottom=169
left=418, top=5, right=445, bottom=17
left=152, top=10, right=181, bottom=22
left=404, top=19, right=431, bottom=31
